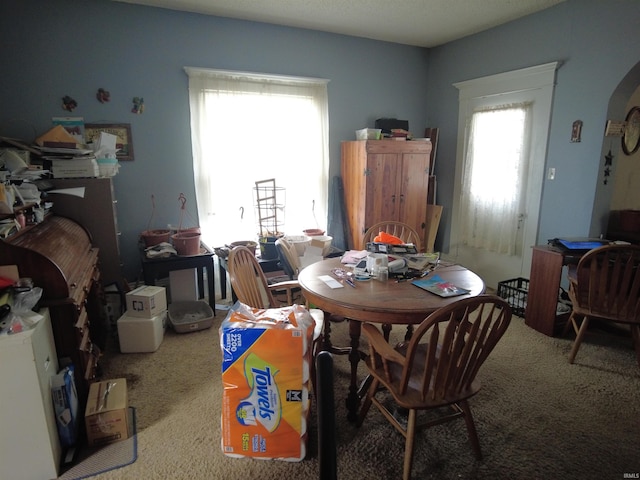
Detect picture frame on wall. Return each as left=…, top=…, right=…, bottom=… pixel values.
left=84, top=123, right=134, bottom=161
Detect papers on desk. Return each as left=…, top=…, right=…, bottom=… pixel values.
left=319, top=275, right=343, bottom=289
left=341, top=249, right=368, bottom=265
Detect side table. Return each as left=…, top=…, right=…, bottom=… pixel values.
left=141, top=242, right=216, bottom=312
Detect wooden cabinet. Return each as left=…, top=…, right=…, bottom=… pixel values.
left=0, top=216, right=106, bottom=405
left=341, top=140, right=431, bottom=250
left=49, top=178, right=124, bottom=289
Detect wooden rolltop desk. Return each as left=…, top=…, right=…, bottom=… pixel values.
left=0, top=215, right=106, bottom=401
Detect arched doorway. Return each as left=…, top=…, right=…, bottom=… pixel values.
left=591, top=61, right=640, bottom=238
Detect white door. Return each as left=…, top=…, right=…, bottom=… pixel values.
left=449, top=63, right=559, bottom=289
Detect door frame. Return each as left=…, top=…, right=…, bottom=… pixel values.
left=449, top=62, right=559, bottom=288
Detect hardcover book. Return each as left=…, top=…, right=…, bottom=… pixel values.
left=412, top=274, right=470, bottom=297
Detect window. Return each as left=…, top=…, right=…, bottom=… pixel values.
left=185, top=68, right=330, bottom=247
left=459, top=102, right=532, bottom=255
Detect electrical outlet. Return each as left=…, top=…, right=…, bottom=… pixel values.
left=548, top=167, right=556, bottom=180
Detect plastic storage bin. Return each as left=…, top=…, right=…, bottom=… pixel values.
left=497, top=277, right=529, bottom=317
left=117, top=311, right=166, bottom=352
left=168, top=300, right=214, bottom=333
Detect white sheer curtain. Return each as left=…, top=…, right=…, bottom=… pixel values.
left=459, top=102, right=532, bottom=255
left=185, top=67, right=330, bottom=247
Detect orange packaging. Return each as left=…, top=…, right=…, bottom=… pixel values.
left=219, top=304, right=313, bottom=461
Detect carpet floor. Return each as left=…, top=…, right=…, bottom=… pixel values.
left=84, top=309, right=640, bottom=480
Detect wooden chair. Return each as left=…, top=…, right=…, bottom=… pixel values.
left=227, top=245, right=325, bottom=390
left=362, top=221, right=422, bottom=251
left=276, top=238, right=351, bottom=357
left=362, top=220, right=423, bottom=340
left=562, top=244, right=640, bottom=367
left=356, top=295, right=512, bottom=480
left=275, top=237, right=300, bottom=280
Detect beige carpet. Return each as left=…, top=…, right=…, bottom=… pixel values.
left=85, top=309, right=640, bottom=480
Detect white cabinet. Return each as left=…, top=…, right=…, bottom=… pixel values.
left=0, top=309, right=62, bottom=480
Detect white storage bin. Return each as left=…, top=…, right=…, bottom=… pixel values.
left=117, top=311, right=166, bottom=353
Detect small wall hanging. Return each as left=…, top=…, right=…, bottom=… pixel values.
left=132, top=97, right=144, bottom=114
left=570, top=120, right=582, bottom=143
left=96, top=88, right=111, bottom=103
left=62, top=95, right=78, bottom=112
left=603, top=148, right=614, bottom=185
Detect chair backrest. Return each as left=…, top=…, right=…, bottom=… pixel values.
left=365, top=295, right=511, bottom=404
left=227, top=245, right=275, bottom=308
left=571, top=244, right=640, bottom=323
left=362, top=221, right=422, bottom=251
left=275, top=237, right=300, bottom=280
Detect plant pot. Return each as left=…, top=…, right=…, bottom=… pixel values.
left=172, top=232, right=201, bottom=256
left=259, top=236, right=280, bottom=260
left=141, top=229, right=171, bottom=247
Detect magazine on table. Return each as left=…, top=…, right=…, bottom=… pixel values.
left=412, top=274, right=470, bottom=297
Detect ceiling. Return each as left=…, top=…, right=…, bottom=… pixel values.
left=114, top=0, right=566, bottom=48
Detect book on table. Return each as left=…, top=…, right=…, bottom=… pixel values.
left=412, top=274, right=470, bottom=297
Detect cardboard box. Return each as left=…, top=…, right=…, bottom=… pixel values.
left=125, top=285, right=167, bottom=318
left=117, top=311, right=166, bottom=352
left=85, top=379, right=129, bottom=447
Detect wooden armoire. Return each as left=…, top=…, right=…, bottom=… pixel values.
left=341, top=139, right=432, bottom=250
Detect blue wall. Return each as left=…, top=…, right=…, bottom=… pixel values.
left=0, top=0, right=429, bottom=281
left=427, top=0, right=640, bottom=249
left=1, top=0, right=639, bottom=283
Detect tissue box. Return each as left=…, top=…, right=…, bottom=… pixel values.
left=125, top=285, right=167, bottom=318
left=117, top=311, right=166, bottom=352
left=85, top=379, right=129, bottom=447
left=356, top=128, right=382, bottom=140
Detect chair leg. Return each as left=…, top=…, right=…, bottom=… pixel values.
left=459, top=400, right=482, bottom=460
left=356, top=377, right=379, bottom=427
left=562, top=311, right=576, bottom=337
left=568, top=315, right=590, bottom=364
left=631, top=324, right=640, bottom=369
left=402, top=409, right=417, bottom=480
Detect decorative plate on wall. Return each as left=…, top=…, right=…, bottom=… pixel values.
left=622, top=106, right=640, bottom=155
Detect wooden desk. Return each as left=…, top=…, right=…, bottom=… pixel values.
left=525, top=245, right=581, bottom=336
left=141, top=242, right=216, bottom=311
left=297, top=257, right=485, bottom=420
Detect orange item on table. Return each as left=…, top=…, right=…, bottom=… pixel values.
left=373, top=231, right=403, bottom=245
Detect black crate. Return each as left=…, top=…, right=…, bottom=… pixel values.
left=497, top=277, right=529, bottom=317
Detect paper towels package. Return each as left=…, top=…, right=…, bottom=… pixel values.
left=219, top=302, right=314, bottom=461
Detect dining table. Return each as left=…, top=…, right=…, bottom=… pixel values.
left=297, top=256, right=486, bottom=421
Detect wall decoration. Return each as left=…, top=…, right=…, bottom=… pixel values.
left=603, top=149, right=614, bottom=185
left=132, top=97, right=144, bottom=114
left=570, top=120, right=583, bottom=142
left=604, top=120, right=625, bottom=137
left=62, top=95, right=78, bottom=112
left=96, top=88, right=111, bottom=103
left=622, top=106, right=640, bottom=155
left=84, top=123, right=134, bottom=161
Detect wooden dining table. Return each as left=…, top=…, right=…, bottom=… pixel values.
left=297, top=257, right=486, bottom=421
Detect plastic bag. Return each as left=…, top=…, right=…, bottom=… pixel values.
left=2, top=287, right=43, bottom=334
